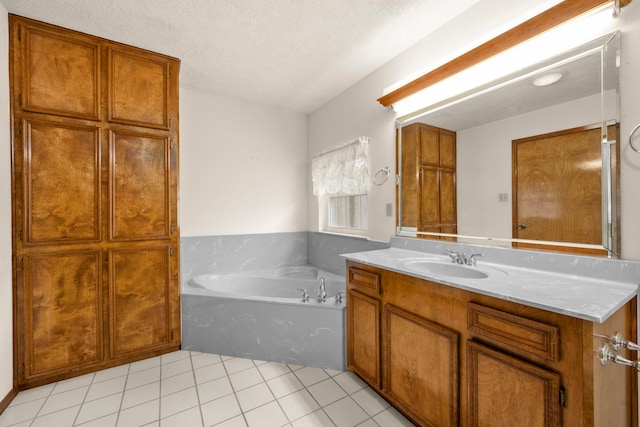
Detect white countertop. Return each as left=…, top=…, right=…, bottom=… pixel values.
left=342, top=247, right=638, bottom=323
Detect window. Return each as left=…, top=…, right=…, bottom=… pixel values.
left=329, top=194, right=368, bottom=229
left=312, top=137, right=369, bottom=233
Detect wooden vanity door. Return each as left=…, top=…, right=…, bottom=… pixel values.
left=383, top=304, right=459, bottom=427
left=467, top=340, right=561, bottom=427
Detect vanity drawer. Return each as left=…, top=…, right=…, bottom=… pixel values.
left=348, top=267, right=381, bottom=296
left=467, top=302, right=559, bottom=362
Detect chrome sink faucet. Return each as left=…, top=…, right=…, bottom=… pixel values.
left=445, top=250, right=483, bottom=266
left=318, top=277, right=327, bottom=303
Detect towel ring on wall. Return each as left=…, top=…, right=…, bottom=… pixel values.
left=373, top=167, right=391, bottom=186
left=630, top=122, right=640, bottom=155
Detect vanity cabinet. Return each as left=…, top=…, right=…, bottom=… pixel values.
left=10, top=15, right=181, bottom=388
left=400, top=122, right=457, bottom=237
left=346, top=260, right=637, bottom=427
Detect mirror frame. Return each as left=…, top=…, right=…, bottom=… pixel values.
left=392, top=26, right=622, bottom=256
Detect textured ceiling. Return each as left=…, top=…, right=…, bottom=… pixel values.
left=0, top=0, right=480, bottom=113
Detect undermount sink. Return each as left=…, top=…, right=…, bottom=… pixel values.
left=400, top=260, right=491, bottom=279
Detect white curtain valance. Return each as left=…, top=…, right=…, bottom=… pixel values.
left=312, top=137, right=369, bottom=196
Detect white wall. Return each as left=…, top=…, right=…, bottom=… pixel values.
left=308, top=0, right=640, bottom=261
left=0, top=4, right=14, bottom=399
left=307, top=0, right=550, bottom=243
left=179, top=88, right=308, bottom=237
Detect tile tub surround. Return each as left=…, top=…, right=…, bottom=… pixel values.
left=180, top=232, right=308, bottom=283
left=307, top=232, right=390, bottom=276
left=343, top=237, right=640, bottom=323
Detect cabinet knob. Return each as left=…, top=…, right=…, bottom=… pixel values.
left=517, top=224, right=527, bottom=230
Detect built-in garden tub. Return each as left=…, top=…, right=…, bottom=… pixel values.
left=181, top=265, right=346, bottom=370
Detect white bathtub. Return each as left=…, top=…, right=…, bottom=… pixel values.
left=185, top=265, right=345, bottom=306
left=181, top=265, right=347, bottom=370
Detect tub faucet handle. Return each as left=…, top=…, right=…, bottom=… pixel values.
left=335, top=292, right=346, bottom=304
left=297, top=288, right=310, bottom=302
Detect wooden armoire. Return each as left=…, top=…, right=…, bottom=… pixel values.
left=9, top=15, right=181, bottom=389
left=400, top=122, right=457, bottom=237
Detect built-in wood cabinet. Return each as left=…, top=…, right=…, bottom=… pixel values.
left=346, top=260, right=637, bottom=427
left=10, top=15, right=181, bottom=388
left=400, top=122, right=457, bottom=237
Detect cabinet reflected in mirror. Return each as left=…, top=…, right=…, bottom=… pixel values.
left=396, top=32, right=621, bottom=256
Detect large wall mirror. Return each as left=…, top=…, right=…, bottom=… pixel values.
left=396, top=32, right=621, bottom=256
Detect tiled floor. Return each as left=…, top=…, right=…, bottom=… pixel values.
left=0, top=351, right=415, bottom=427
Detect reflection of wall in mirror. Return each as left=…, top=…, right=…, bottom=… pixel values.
left=456, top=90, right=618, bottom=243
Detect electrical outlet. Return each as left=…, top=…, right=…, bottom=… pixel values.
left=386, top=203, right=393, bottom=216
left=498, top=193, right=509, bottom=202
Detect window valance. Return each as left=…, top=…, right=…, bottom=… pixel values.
left=312, top=137, right=369, bottom=196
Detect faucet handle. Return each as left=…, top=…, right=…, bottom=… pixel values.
left=444, top=250, right=460, bottom=263
left=296, top=288, right=309, bottom=302
left=335, top=292, right=346, bottom=304
left=467, top=253, right=483, bottom=266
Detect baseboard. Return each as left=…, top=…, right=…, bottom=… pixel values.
left=0, top=387, right=17, bottom=415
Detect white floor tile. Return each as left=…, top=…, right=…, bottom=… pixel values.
left=52, top=373, right=94, bottom=394
left=191, top=353, right=222, bottom=370
left=236, top=383, right=274, bottom=412
left=257, top=362, right=291, bottom=380
left=121, top=382, right=160, bottom=410
left=161, top=358, right=193, bottom=379
left=277, top=389, right=319, bottom=421
left=223, top=358, right=255, bottom=375
left=160, top=406, right=203, bottom=427
left=160, top=387, right=199, bottom=419
left=195, top=362, right=227, bottom=384
left=3, top=351, right=404, bottom=427
left=266, top=372, right=304, bottom=399
left=116, top=399, right=159, bottom=427
left=372, top=406, right=415, bottom=426
left=350, top=387, right=390, bottom=416
left=76, top=393, right=123, bottom=425
left=306, top=378, right=347, bottom=407
left=93, top=365, right=130, bottom=383
left=291, top=409, right=333, bottom=427
left=86, top=376, right=127, bottom=401
left=332, top=372, right=367, bottom=395
left=39, top=386, right=89, bottom=416
left=162, top=351, right=191, bottom=365
left=229, top=367, right=263, bottom=391
left=243, top=401, right=288, bottom=427
left=30, top=405, right=80, bottom=427
left=8, top=384, right=53, bottom=406
left=125, top=367, right=161, bottom=390
left=161, top=370, right=195, bottom=396
left=76, top=412, right=118, bottom=427
left=197, top=376, right=234, bottom=404
left=324, top=397, right=369, bottom=427
left=215, top=414, right=248, bottom=427
left=0, top=398, right=46, bottom=427
left=292, top=367, right=329, bottom=387
left=200, top=394, right=242, bottom=426
left=129, top=356, right=161, bottom=374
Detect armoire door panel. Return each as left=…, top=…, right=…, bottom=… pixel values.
left=110, top=130, right=170, bottom=240
left=20, top=24, right=100, bottom=120
left=24, top=251, right=103, bottom=379
left=108, top=48, right=169, bottom=129
left=109, top=246, right=171, bottom=357
left=440, top=170, right=456, bottom=224
left=24, top=120, right=101, bottom=244
left=420, top=167, right=440, bottom=225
